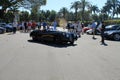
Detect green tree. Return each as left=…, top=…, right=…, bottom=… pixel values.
left=30, top=6, right=39, bottom=21
left=101, top=5, right=111, bottom=15
left=67, top=12, right=75, bottom=21
left=104, top=0, right=120, bottom=18
left=101, top=5, right=111, bottom=20
left=49, top=10, right=57, bottom=22
left=27, top=0, right=47, bottom=21
left=90, top=5, right=99, bottom=14
left=71, top=1, right=81, bottom=21
left=79, top=0, right=90, bottom=22
left=39, top=10, right=46, bottom=21
left=20, top=11, right=30, bottom=21
left=0, top=0, right=23, bottom=19
left=59, top=7, right=68, bottom=19
left=116, top=5, right=120, bottom=17
left=38, top=10, right=57, bottom=22
left=78, top=10, right=91, bottom=21
left=45, top=10, right=51, bottom=21
left=4, top=11, right=14, bottom=23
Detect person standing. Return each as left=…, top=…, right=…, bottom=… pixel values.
left=53, top=20, right=57, bottom=31
left=13, top=21, right=17, bottom=34
left=24, top=21, right=28, bottom=32
left=81, top=23, right=84, bottom=35
left=77, top=21, right=82, bottom=37
left=27, top=21, right=32, bottom=32
left=42, top=21, right=47, bottom=30
left=32, top=21, right=36, bottom=30
left=21, top=21, right=25, bottom=32
left=37, top=22, right=41, bottom=30
left=100, top=21, right=107, bottom=45
left=66, top=22, right=72, bottom=32
left=91, top=21, right=97, bottom=39
left=73, top=21, right=78, bottom=33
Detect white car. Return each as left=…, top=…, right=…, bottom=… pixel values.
left=86, top=23, right=102, bottom=35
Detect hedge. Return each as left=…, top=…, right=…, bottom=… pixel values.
left=104, top=20, right=120, bottom=25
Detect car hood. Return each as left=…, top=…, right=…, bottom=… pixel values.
left=0, top=27, right=5, bottom=29
left=5, top=25, right=13, bottom=28
left=104, top=30, right=120, bottom=34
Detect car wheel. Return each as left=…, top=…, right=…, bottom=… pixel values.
left=0, top=30, right=2, bottom=34
left=113, top=34, right=120, bottom=41
left=69, top=36, right=74, bottom=44
left=32, top=36, right=38, bottom=41
left=0, top=30, right=3, bottom=34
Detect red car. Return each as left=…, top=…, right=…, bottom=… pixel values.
left=83, top=25, right=92, bottom=33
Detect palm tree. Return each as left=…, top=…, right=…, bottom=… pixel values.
left=45, top=10, right=51, bottom=20
left=29, top=0, right=47, bottom=21
left=49, top=10, right=57, bottom=22
left=71, top=1, right=81, bottom=21
left=59, top=7, right=68, bottom=19
left=102, top=5, right=111, bottom=14
left=105, top=0, right=120, bottom=18
left=79, top=0, right=90, bottom=22
left=116, top=5, right=120, bottom=17
left=90, top=5, right=99, bottom=14
left=101, top=5, right=111, bottom=18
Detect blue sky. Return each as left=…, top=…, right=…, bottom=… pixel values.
left=41, top=0, right=106, bottom=12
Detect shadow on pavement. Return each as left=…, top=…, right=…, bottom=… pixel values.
left=105, top=39, right=120, bottom=42
left=28, top=40, right=77, bottom=48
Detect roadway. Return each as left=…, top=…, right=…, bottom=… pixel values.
left=0, top=31, right=120, bottom=80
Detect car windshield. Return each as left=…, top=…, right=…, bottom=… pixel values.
left=0, top=23, right=6, bottom=27
left=105, top=25, right=120, bottom=30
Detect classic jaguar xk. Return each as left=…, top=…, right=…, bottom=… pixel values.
left=30, top=30, right=78, bottom=44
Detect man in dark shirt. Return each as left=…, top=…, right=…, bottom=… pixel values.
left=42, top=21, right=47, bottom=30
left=101, top=21, right=107, bottom=45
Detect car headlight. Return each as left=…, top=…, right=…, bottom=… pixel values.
left=74, top=34, right=76, bottom=37
left=66, top=34, right=69, bottom=37
left=62, top=32, right=65, bottom=35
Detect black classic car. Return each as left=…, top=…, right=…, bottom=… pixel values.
left=30, top=30, right=78, bottom=44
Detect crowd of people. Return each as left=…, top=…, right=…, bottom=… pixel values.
left=11, top=20, right=38, bottom=33
left=66, top=20, right=107, bottom=45
left=11, top=20, right=58, bottom=33
left=66, top=21, right=84, bottom=37
left=9, top=20, right=107, bottom=45
left=18, top=21, right=41, bottom=33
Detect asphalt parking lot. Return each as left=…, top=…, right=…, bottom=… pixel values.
left=0, top=31, right=120, bottom=80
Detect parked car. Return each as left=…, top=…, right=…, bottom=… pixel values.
left=0, top=27, right=6, bottom=34
left=0, top=23, right=6, bottom=27
left=0, top=23, right=13, bottom=32
left=5, top=23, right=13, bottom=32
left=86, top=28, right=101, bottom=35
left=30, top=30, right=78, bottom=44
left=83, top=24, right=92, bottom=33
left=104, top=24, right=120, bottom=41
left=86, top=23, right=102, bottom=35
